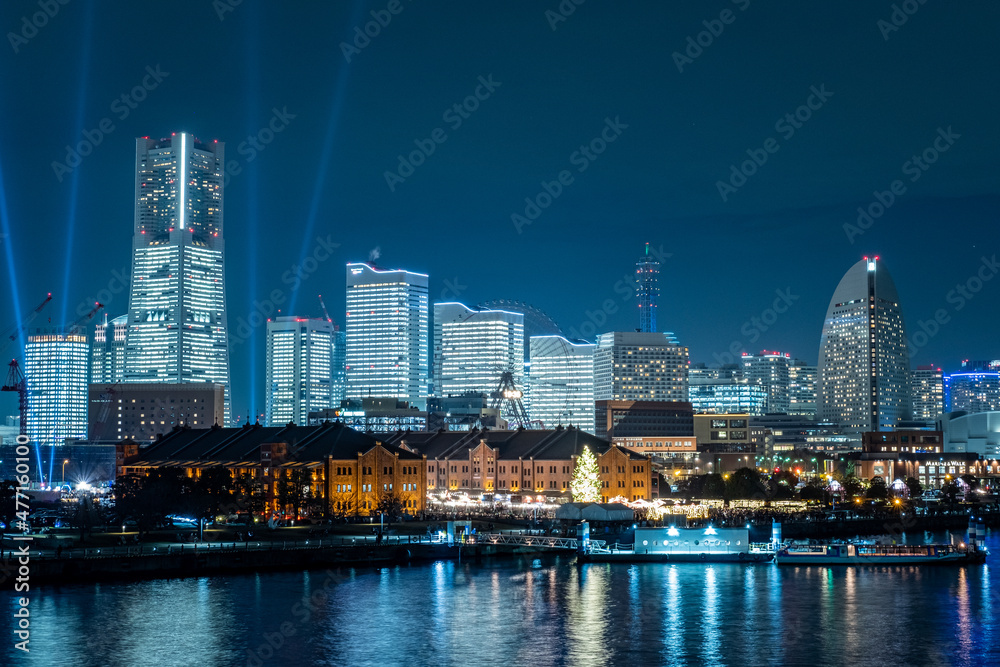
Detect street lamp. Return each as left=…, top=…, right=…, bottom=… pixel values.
left=62, top=459, right=69, bottom=484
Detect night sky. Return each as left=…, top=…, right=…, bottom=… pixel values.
left=1, top=1, right=997, bottom=422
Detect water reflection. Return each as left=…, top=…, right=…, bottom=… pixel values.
left=6, top=533, right=998, bottom=666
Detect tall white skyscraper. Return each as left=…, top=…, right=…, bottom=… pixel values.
left=124, top=134, right=231, bottom=421
left=265, top=317, right=336, bottom=426
left=528, top=335, right=595, bottom=433
left=25, top=330, right=89, bottom=445
left=433, top=302, right=524, bottom=397
left=594, top=331, right=689, bottom=402
left=92, top=314, right=128, bottom=384
left=345, top=262, right=428, bottom=403
left=741, top=350, right=791, bottom=414
left=818, top=256, right=911, bottom=431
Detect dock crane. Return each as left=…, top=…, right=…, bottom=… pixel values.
left=1, top=294, right=54, bottom=436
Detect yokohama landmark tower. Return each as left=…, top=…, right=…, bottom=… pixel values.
left=123, top=134, right=231, bottom=421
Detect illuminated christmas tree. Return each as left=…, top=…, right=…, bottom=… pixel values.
left=571, top=446, right=602, bottom=502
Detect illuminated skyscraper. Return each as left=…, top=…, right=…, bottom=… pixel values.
left=945, top=361, right=1000, bottom=414
left=92, top=314, right=128, bottom=384
left=528, top=336, right=597, bottom=433
left=911, top=365, right=944, bottom=420
left=788, top=360, right=817, bottom=417
left=818, top=256, right=911, bottom=431
left=123, top=134, right=231, bottom=421
left=345, top=263, right=429, bottom=402
left=25, top=329, right=89, bottom=446
left=741, top=350, right=791, bottom=414
left=636, top=242, right=660, bottom=333
left=332, top=328, right=347, bottom=405
left=433, top=302, right=524, bottom=397
left=265, top=317, right=336, bottom=426
left=594, top=331, right=689, bottom=402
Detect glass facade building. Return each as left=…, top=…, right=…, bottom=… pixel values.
left=594, top=331, right=689, bottom=402
left=689, top=379, right=769, bottom=415
left=912, top=364, right=944, bottom=420
left=818, top=257, right=911, bottom=431
left=25, top=330, right=89, bottom=446
left=945, top=370, right=1000, bottom=414
left=433, top=302, right=524, bottom=398
left=741, top=351, right=791, bottom=414
left=265, top=317, right=336, bottom=427
left=91, top=314, right=128, bottom=384
left=124, top=134, right=231, bottom=422
left=345, top=263, right=428, bottom=403
left=528, top=335, right=596, bottom=433
left=788, top=360, right=817, bottom=417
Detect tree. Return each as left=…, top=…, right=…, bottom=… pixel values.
left=375, top=493, right=404, bottom=524
left=842, top=475, right=864, bottom=500
left=727, top=468, right=766, bottom=499
left=905, top=477, right=923, bottom=499
left=277, top=469, right=312, bottom=519
left=799, top=483, right=824, bottom=501
left=702, top=473, right=727, bottom=499
left=570, top=446, right=602, bottom=502
left=0, top=480, right=17, bottom=529
left=232, top=472, right=267, bottom=517
left=866, top=475, right=888, bottom=500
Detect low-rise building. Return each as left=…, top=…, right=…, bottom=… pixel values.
left=382, top=426, right=657, bottom=502
left=119, top=422, right=427, bottom=517
left=88, top=382, right=226, bottom=442
left=595, top=400, right=694, bottom=440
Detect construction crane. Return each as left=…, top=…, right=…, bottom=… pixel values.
left=318, top=294, right=339, bottom=328
left=1, top=293, right=52, bottom=353
left=1, top=294, right=54, bottom=435
left=68, top=302, right=104, bottom=335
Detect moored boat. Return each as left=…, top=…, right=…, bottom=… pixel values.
left=775, top=542, right=985, bottom=565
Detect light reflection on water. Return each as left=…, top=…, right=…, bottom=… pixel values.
left=4, top=533, right=998, bottom=667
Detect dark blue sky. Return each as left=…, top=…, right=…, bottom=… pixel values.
left=1, top=0, right=998, bottom=422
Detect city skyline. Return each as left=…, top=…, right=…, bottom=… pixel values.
left=1, top=2, right=998, bottom=425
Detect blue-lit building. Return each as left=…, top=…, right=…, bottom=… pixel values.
left=123, top=134, right=231, bottom=422
left=265, top=317, right=336, bottom=427
left=345, top=262, right=429, bottom=404
left=689, top=379, right=769, bottom=415
left=24, top=329, right=89, bottom=446
left=636, top=242, right=660, bottom=333
left=528, top=335, right=596, bottom=433
left=945, top=361, right=1000, bottom=414
left=433, top=302, right=524, bottom=398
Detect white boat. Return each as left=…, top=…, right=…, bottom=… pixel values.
left=775, top=542, right=985, bottom=565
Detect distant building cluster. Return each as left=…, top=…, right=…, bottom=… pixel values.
left=9, top=131, right=1000, bottom=501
